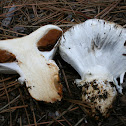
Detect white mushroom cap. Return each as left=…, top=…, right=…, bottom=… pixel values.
left=0, top=25, right=62, bottom=103
left=59, top=19, right=126, bottom=117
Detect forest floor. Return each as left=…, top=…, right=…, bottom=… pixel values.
left=0, top=0, right=126, bottom=126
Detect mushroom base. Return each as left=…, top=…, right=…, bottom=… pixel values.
left=82, top=79, right=117, bottom=119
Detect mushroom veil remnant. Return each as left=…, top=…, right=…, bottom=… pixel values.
left=59, top=19, right=126, bottom=118
left=0, top=25, right=62, bottom=103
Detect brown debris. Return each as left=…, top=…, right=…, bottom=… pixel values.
left=0, top=50, right=16, bottom=63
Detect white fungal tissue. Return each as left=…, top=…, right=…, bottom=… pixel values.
left=59, top=19, right=126, bottom=118
left=0, top=25, right=62, bottom=103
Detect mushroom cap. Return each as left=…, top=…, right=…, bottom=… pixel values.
left=59, top=19, right=126, bottom=88
left=59, top=19, right=126, bottom=117
left=0, top=25, right=62, bottom=103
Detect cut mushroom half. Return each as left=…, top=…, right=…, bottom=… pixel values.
left=59, top=19, right=126, bottom=118
left=0, top=25, right=63, bottom=103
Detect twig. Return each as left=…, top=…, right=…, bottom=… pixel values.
left=74, top=117, right=84, bottom=126
left=62, top=116, right=72, bottom=126
left=0, top=105, right=28, bottom=113
left=2, top=77, right=12, bottom=126
left=18, top=88, right=31, bottom=125
left=0, top=27, right=26, bottom=36
left=30, top=99, right=37, bottom=126
left=0, top=95, right=20, bottom=112
left=24, top=119, right=65, bottom=126
left=47, top=104, right=75, bottom=126
left=57, top=60, right=72, bottom=96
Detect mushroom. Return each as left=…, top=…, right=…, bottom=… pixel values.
left=0, top=25, right=62, bottom=103
left=59, top=19, right=126, bottom=118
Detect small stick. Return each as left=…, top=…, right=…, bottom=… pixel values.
left=57, top=60, right=72, bottom=96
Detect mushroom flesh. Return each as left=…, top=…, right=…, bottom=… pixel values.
left=0, top=25, right=62, bottom=103
left=59, top=19, right=126, bottom=118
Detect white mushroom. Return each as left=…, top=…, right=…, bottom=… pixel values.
left=0, top=25, right=62, bottom=103
left=59, top=19, right=126, bottom=118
